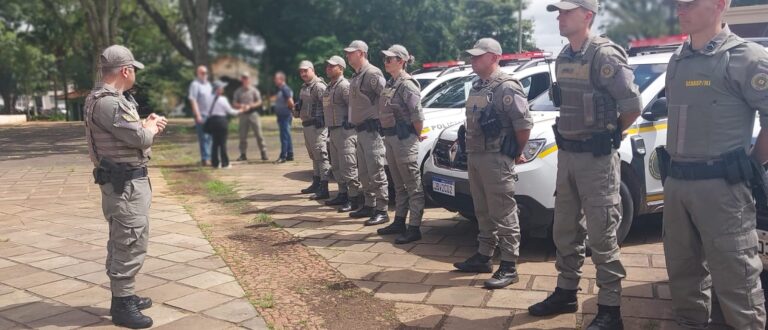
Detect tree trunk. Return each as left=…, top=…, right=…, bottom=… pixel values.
left=80, top=0, right=122, bottom=82
left=139, top=0, right=210, bottom=67
left=1, top=92, right=12, bottom=114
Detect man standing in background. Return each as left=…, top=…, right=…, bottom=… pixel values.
left=234, top=72, right=268, bottom=162
left=273, top=71, right=295, bottom=164
left=188, top=65, right=212, bottom=166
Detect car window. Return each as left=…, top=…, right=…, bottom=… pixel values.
left=519, top=72, right=551, bottom=101
left=421, top=75, right=477, bottom=109
left=530, top=63, right=668, bottom=111
left=416, top=79, right=435, bottom=90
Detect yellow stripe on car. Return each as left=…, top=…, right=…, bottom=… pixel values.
left=538, top=123, right=668, bottom=159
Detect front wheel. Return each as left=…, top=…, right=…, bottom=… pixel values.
left=616, top=180, right=635, bottom=245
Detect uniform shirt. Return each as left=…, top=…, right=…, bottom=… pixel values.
left=349, top=62, right=386, bottom=124
left=666, top=25, right=768, bottom=161
left=87, top=85, right=155, bottom=167
left=274, top=84, right=293, bottom=117
left=298, top=77, right=327, bottom=122
left=233, top=86, right=262, bottom=113
left=323, top=77, right=351, bottom=127
left=188, top=78, right=213, bottom=118
left=379, top=73, right=424, bottom=128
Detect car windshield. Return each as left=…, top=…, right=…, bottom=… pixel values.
left=416, top=79, right=436, bottom=90
left=529, top=63, right=668, bottom=111
left=421, top=75, right=477, bottom=108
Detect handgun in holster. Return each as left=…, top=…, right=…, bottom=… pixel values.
left=365, top=118, right=380, bottom=133
left=294, top=100, right=303, bottom=118
left=94, top=158, right=128, bottom=194
left=590, top=131, right=614, bottom=157
left=479, top=106, right=502, bottom=138
left=313, top=116, right=324, bottom=129
left=552, top=121, right=564, bottom=149
left=749, top=158, right=768, bottom=209
left=655, top=146, right=671, bottom=185
left=500, top=134, right=519, bottom=159
left=395, top=120, right=414, bottom=140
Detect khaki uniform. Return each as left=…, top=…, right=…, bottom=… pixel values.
left=349, top=62, right=388, bottom=211
left=664, top=26, right=767, bottom=329
left=380, top=73, right=425, bottom=226
left=84, top=85, right=155, bottom=297
left=323, top=77, right=360, bottom=197
left=299, top=77, right=330, bottom=181
left=234, top=86, right=267, bottom=157
left=552, top=35, right=641, bottom=307
left=465, top=69, right=533, bottom=261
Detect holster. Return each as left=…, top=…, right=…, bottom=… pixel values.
left=656, top=146, right=670, bottom=185
left=500, top=134, right=519, bottom=158
left=750, top=158, right=768, bottom=209
left=365, top=119, right=380, bottom=133
left=479, top=107, right=502, bottom=138
left=590, top=131, right=614, bottom=157
left=313, top=116, right=324, bottom=129
left=551, top=82, right=562, bottom=108
left=457, top=125, right=467, bottom=154
left=94, top=158, right=128, bottom=194
left=395, top=120, right=415, bottom=140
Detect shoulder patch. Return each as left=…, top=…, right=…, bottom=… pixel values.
left=503, top=94, right=514, bottom=106
left=752, top=73, right=768, bottom=91
left=370, top=77, right=379, bottom=88
left=601, top=64, right=616, bottom=78
left=122, top=113, right=138, bottom=122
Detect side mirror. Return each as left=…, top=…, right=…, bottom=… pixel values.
left=642, top=97, right=668, bottom=121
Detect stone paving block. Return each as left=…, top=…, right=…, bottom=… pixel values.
left=652, top=254, right=668, bottom=268
left=422, top=272, right=477, bottom=287
left=313, top=248, right=342, bottom=259
left=70, top=249, right=105, bottom=261
left=374, top=268, right=429, bottom=284
left=141, top=304, right=190, bottom=327
left=302, top=238, right=337, bottom=248
left=370, top=254, right=420, bottom=268
left=326, top=231, right=369, bottom=241
left=149, top=263, right=208, bottom=281
left=167, top=291, right=234, bottom=313
left=155, top=315, right=241, bottom=330
left=328, top=240, right=375, bottom=252
left=374, top=283, right=432, bottom=302
left=75, top=271, right=110, bottom=285
left=621, top=317, right=682, bottom=330
left=409, top=243, right=458, bottom=257
left=133, top=274, right=169, bottom=291
left=53, top=285, right=111, bottom=306
left=0, top=245, right=37, bottom=258
left=413, top=256, right=464, bottom=271
left=137, top=282, right=200, bottom=303
left=625, top=267, right=669, bottom=282
left=426, top=286, right=488, bottom=307
left=656, top=283, right=672, bottom=300
left=394, top=302, right=445, bottom=328
left=241, top=316, right=270, bottom=330
left=352, top=280, right=381, bottom=294
left=24, top=309, right=102, bottom=330
left=336, top=264, right=381, bottom=280
left=0, top=284, right=13, bottom=296
left=619, top=297, right=676, bottom=320
left=508, top=310, right=577, bottom=329
left=365, top=242, right=416, bottom=254
left=179, top=271, right=236, bottom=289
left=7, top=250, right=61, bottom=264
left=621, top=281, right=655, bottom=298
left=3, top=271, right=64, bottom=289
left=0, top=316, right=19, bottom=330
left=442, top=307, right=510, bottom=330
left=0, top=300, right=73, bottom=324
left=27, top=279, right=91, bottom=298
left=29, top=256, right=82, bottom=270
left=187, top=255, right=228, bottom=270
left=146, top=243, right=184, bottom=257
left=209, top=281, right=246, bottom=297
left=531, top=275, right=588, bottom=293
left=487, top=289, right=548, bottom=309
left=50, top=261, right=104, bottom=277
left=203, top=299, right=259, bottom=323
left=329, top=251, right=379, bottom=264
left=0, top=259, right=16, bottom=269
left=158, top=249, right=211, bottom=263
left=621, top=253, right=651, bottom=267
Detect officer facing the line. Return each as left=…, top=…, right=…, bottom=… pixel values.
left=660, top=0, right=768, bottom=328
left=375, top=45, right=426, bottom=244
left=322, top=55, right=362, bottom=212
left=344, top=40, right=390, bottom=225
left=296, top=60, right=331, bottom=200
left=528, top=0, right=642, bottom=329
left=85, top=45, right=167, bottom=329
left=452, top=38, right=533, bottom=289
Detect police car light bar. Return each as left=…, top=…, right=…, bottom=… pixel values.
left=422, top=60, right=465, bottom=69
left=500, top=51, right=551, bottom=61
left=629, top=35, right=688, bottom=49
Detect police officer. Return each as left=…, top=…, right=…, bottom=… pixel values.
left=451, top=38, right=533, bottom=289
left=344, top=40, right=390, bottom=225
left=528, top=1, right=642, bottom=329
left=375, top=45, right=425, bottom=244
left=322, top=56, right=362, bottom=212
left=296, top=60, right=331, bottom=200
left=661, top=0, right=768, bottom=328
left=85, top=45, right=167, bottom=329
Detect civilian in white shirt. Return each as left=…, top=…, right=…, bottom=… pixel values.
left=204, top=81, right=244, bottom=169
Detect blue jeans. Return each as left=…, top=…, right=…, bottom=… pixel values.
left=195, top=119, right=212, bottom=162
left=277, top=114, right=293, bottom=159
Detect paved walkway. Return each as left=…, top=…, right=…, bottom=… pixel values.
left=0, top=122, right=267, bottom=329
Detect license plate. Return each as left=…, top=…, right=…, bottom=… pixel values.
left=432, top=177, right=455, bottom=197
left=758, top=229, right=768, bottom=270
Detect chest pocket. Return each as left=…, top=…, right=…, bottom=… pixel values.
left=322, top=94, right=332, bottom=109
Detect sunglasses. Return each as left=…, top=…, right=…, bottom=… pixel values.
left=384, top=56, right=400, bottom=63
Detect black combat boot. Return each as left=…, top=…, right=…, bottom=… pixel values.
left=301, top=176, right=320, bottom=194
left=483, top=261, right=519, bottom=289
left=587, top=305, right=623, bottom=330
left=110, top=295, right=152, bottom=315
left=377, top=216, right=406, bottom=235
left=110, top=296, right=153, bottom=329
left=325, top=193, right=348, bottom=206
left=394, top=225, right=421, bottom=244
left=528, top=287, right=579, bottom=316
left=339, top=195, right=360, bottom=212
left=349, top=205, right=374, bottom=218
left=453, top=253, right=493, bottom=273
left=364, top=210, right=389, bottom=226
left=310, top=181, right=330, bottom=200
left=261, top=151, right=269, bottom=161
left=236, top=154, right=247, bottom=161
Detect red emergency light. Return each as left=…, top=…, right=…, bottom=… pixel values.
left=422, top=60, right=465, bottom=69
left=500, top=51, right=549, bottom=61
left=629, top=35, right=688, bottom=49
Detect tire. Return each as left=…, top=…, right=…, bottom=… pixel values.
left=616, top=180, right=635, bottom=245
left=459, top=211, right=477, bottom=222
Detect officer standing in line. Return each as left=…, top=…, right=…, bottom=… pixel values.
left=451, top=38, right=533, bottom=289
left=84, top=45, right=167, bottom=329
left=659, top=0, right=768, bottom=328
left=344, top=40, right=390, bottom=225
left=528, top=1, right=642, bottom=329
left=375, top=45, right=426, bottom=244
left=322, top=56, right=362, bottom=212
left=296, top=60, right=331, bottom=200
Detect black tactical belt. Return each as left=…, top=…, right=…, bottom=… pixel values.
left=355, top=119, right=380, bottom=133
left=302, top=119, right=316, bottom=127
left=128, top=167, right=149, bottom=179
left=380, top=127, right=397, bottom=136
left=668, top=161, right=727, bottom=181
left=557, top=139, right=594, bottom=153
left=328, top=126, right=342, bottom=130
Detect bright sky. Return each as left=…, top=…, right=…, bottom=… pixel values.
left=524, top=1, right=606, bottom=54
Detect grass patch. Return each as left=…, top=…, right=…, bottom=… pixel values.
left=252, top=293, right=275, bottom=309
left=205, top=179, right=235, bottom=198
left=251, top=212, right=273, bottom=224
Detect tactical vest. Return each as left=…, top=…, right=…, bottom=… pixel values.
left=349, top=64, right=383, bottom=125
left=299, top=78, right=326, bottom=122
left=556, top=36, right=622, bottom=140
left=379, top=73, right=421, bottom=128
left=322, top=77, right=350, bottom=127
left=84, top=87, right=149, bottom=167
left=464, top=72, right=524, bottom=153
left=666, top=34, right=754, bottom=162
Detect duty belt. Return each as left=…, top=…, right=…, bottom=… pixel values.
left=302, top=119, right=318, bottom=127
left=668, top=160, right=728, bottom=181
left=355, top=119, right=380, bottom=133
left=380, top=127, right=397, bottom=136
